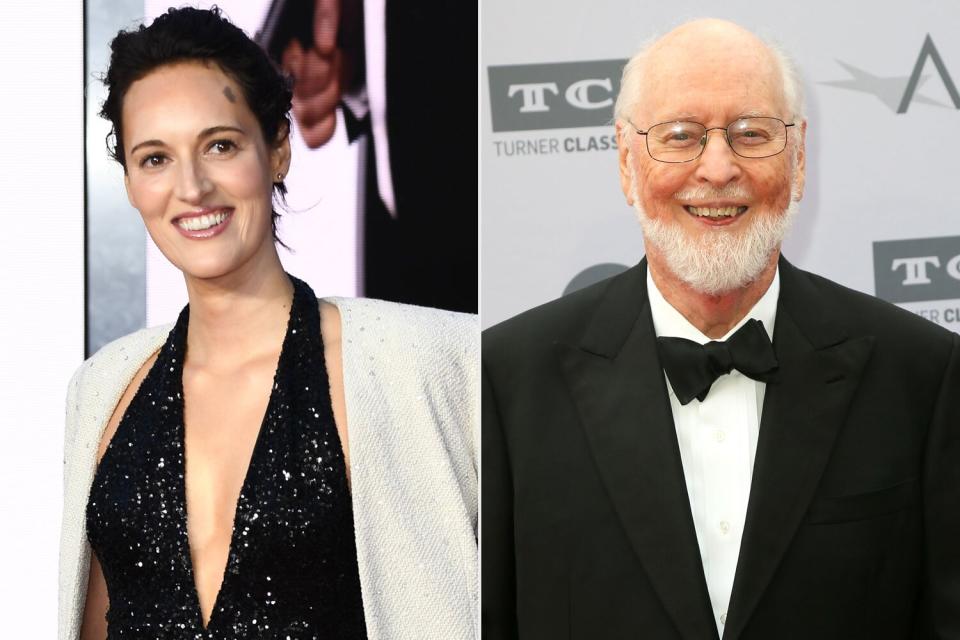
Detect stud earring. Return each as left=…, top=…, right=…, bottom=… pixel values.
left=276, top=172, right=284, bottom=181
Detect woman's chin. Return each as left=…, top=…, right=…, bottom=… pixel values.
left=173, top=255, right=244, bottom=282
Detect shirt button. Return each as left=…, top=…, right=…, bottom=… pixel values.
left=720, top=613, right=727, bottom=625
left=715, top=429, right=726, bottom=443
left=719, top=520, right=730, bottom=535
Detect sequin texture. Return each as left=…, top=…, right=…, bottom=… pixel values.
left=86, top=276, right=367, bottom=639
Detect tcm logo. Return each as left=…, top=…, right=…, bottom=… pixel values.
left=824, top=35, right=960, bottom=113
left=874, top=236, right=960, bottom=303
left=487, top=59, right=624, bottom=132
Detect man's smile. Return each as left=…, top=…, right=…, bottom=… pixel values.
left=683, top=205, right=749, bottom=218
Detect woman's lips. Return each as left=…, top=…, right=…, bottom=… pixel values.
left=173, top=208, right=234, bottom=239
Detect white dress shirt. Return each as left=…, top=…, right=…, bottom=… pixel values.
left=647, top=268, right=780, bottom=637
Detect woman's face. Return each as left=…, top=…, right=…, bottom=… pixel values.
left=121, top=61, right=290, bottom=280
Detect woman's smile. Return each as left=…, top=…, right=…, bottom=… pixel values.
left=173, top=207, right=235, bottom=239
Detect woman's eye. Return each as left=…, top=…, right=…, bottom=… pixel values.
left=140, top=154, right=166, bottom=168
left=209, top=139, right=237, bottom=154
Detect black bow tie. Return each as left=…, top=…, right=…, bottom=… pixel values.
left=656, top=318, right=778, bottom=405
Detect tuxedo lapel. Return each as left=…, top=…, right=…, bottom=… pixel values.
left=723, top=258, right=876, bottom=640
left=558, top=261, right=719, bottom=640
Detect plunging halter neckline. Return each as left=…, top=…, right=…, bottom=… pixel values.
left=86, top=275, right=367, bottom=639
left=170, top=284, right=296, bottom=630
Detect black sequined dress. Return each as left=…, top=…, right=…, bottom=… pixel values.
left=86, top=276, right=367, bottom=639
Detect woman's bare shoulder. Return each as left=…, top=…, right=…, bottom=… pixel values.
left=318, top=300, right=342, bottom=348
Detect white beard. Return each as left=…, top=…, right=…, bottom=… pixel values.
left=630, top=176, right=799, bottom=295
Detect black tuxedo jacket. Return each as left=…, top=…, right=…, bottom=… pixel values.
left=259, top=1, right=477, bottom=314
left=362, top=1, right=477, bottom=313
left=482, top=257, right=960, bottom=639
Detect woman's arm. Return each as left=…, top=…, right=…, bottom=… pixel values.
left=320, top=301, right=352, bottom=486
left=78, top=555, right=108, bottom=640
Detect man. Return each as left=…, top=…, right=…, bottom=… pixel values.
left=482, top=19, right=960, bottom=640
left=259, top=0, right=477, bottom=313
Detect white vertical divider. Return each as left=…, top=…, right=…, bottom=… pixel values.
left=0, top=2, right=85, bottom=636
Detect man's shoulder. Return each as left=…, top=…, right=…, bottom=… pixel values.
left=483, top=267, right=635, bottom=358
left=786, top=262, right=954, bottom=350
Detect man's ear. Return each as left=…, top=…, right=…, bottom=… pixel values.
left=616, top=121, right=635, bottom=205
left=792, top=120, right=807, bottom=201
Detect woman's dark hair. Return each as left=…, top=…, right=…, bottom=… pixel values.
left=100, top=6, right=294, bottom=241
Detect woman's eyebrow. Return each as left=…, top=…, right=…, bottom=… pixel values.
left=199, top=125, right=245, bottom=138
left=129, top=126, right=247, bottom=155
left=129, top=138, right=164, bottom=155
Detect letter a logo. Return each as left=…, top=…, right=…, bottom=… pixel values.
left=898, top=35, right=960, bottom=113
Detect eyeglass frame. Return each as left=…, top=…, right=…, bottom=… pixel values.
left=624, top=116, right=797, bottom=163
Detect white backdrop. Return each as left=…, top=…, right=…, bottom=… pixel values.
left=0, top=2, right=84, bottom=637
left=482, top=1, right=960, bottom=334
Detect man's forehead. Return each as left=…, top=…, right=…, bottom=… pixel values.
left=642, top=72, right=784, bottom=121
left=650, top=18, right=772, bottom=59
left=637, top=26, right=786, bottom=121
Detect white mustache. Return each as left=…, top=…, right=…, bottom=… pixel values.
left=673, top=185, right=752, bottom=202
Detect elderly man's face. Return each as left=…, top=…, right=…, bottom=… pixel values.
left=618, top=39, right=806, bottom=292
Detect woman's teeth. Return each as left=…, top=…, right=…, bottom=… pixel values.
left=686, top=205, right=748, bottom=218
left=178, top=211, right=228, bottom=231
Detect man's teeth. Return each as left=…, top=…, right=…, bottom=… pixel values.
left=178, top=211, right=228, bottom=231
left=687, top=206, right=747, bottom=218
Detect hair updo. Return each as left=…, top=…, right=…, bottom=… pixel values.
left=100, top=6, right=294, bottom=240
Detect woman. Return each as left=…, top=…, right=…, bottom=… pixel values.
left=59, top=8, right=477, bottom=640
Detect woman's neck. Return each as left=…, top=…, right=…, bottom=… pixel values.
left=181, top=248, right=294, bottom=370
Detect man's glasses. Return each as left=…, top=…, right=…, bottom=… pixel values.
left=626, top=117, right=796, bottom=163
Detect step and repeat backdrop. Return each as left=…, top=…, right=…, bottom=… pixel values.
left=482, top=1, right=960, bottom=334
